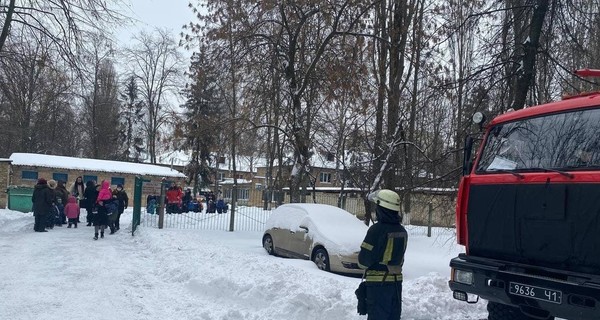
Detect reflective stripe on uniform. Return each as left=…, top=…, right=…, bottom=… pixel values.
left=382, top=237, right=394, bottom=263
left=361, top=242, right=374, bottom=251
left=382, top=231, right=404, bottom=264
left=365, top=274, right=403, bottom=282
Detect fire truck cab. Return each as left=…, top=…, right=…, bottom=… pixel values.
left=449, top=70, right=600, bottom=320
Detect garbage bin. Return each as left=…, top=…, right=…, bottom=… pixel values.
left=7, top=186, right=34, bottom=213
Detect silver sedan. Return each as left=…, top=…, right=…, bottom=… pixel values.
left=262, top=203, right=368, bottom=275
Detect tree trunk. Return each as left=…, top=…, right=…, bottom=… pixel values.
left=512, top=0, right=550, bottom=110
left=0, top=0, right=16, bottom=54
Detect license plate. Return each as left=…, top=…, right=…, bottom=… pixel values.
left=509, top=282, right=562, bottom=304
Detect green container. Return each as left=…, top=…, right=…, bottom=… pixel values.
left=8, top=187, right=34, bottom=213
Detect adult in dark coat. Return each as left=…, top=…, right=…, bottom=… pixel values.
left=112, top=184, right=128, bottom=231
left=32, top=178, right=54, bottom=232
left=83, top=180, right=98, bottom=226
left=55, top=181, right=69, bottom=205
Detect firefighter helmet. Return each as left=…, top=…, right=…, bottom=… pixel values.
left=368, top=189, right=401, bottom=212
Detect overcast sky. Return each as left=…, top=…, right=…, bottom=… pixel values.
left=114, top=0, right=196, bottom=49
left=111, top=0, right=198, bottom=107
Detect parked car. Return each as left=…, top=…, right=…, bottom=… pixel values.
left=262, top=203, right=368, bottom=275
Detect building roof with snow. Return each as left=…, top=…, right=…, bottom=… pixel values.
left=10, top=153, right=186, bottom=178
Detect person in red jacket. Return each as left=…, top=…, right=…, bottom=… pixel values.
left=165, top=184, right=182, bottom=214
left=64, top=195, right=80, bottom=228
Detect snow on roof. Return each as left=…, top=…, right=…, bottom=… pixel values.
left=10, top=153, right=186, bottom=178
left=220, top=178, right=253, bottom=185
left=157, top=150, right=191, bottom=167
left=158, top=149, right=352, bottom=172
left=157, top=150, right=266, bottom=173
left=217, top=155, right=267, bottom=173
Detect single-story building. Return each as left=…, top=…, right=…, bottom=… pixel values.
left=1, top=153, right=186, bottom=211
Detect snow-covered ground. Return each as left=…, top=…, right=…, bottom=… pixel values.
left=0, top=208, right=487, bottom=320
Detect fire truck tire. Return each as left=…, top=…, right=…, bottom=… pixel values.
left=487, top=302, right=538, bottom=320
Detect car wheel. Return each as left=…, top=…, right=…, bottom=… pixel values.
left=263, top=234, right=275, bottom=255
left=313, top=248, right=330, bottom=271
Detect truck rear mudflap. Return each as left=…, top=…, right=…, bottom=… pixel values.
left=449, top=254, right=600, bottom=320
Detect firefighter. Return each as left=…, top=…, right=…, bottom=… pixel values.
left=358, top=189, right=408, bottom=320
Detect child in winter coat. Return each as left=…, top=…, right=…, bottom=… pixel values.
left=64, top=196, right=80, bottom=228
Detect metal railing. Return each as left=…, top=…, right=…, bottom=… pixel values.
left=132, top=184, right=456, bottom=235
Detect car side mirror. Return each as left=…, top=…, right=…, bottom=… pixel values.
left=299, top=225, right=309, bottom=232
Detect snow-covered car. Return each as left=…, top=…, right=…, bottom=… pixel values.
left=262, top=203, right=368, bottom=275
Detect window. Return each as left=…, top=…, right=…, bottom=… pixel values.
left=53, top=173, right=68, bottom=183
left=224, top=188, right=249, bottom=200
left=217, top=172, right=225, bottom=181
left=21, top=170, right=38, bottom=180
left=83, top=175, right=98, bottom=183
left=477, top=107, right=600, bottom=172
left=319, top=172, right=332, bottom=183
left=236, top=174, right=244, bottom=180
left=255, top=183, right=263, bottom=190
left=111, top=177, right=125, bottom=186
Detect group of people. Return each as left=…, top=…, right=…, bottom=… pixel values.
left=166, top=188, right=228, bottom=214
left=32, top=179, right=79, bottom=231
left=145, top=187, right=229, bottom=215
left=32, top=176, right=128, bottom=240
left=204, top=191, right=227, bottom=213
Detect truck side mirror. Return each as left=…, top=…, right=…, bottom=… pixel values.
left=472, top=112, right=486, bottom=132
left=463, top=136, right=474, bottom=176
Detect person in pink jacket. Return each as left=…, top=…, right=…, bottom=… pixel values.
left=94, top=180, right=113, bottom=240
left=64, top=196, right=80, bottom=228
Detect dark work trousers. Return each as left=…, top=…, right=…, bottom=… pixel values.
left=366, top=281, right=402, bottom=320
left=34, top=214, right=46, bottom=231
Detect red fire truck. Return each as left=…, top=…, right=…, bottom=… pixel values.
left=449, top=70, right=600, bottom=320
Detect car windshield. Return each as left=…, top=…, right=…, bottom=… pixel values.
left=477, top=107, right=600, bottom=172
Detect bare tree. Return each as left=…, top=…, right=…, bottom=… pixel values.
left=0, top=0, right=125, bottom=65
left=126, top=29, right=183, bottom=164
left=0, top=28, right=78, bottom=156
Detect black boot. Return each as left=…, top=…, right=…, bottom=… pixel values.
left=94, top=233, right=98, bottom=240
left=100, top=232, right=104, bottom=238
left=87, top=222, right=91, bottom=226
left=67, top=224, right=72, bottom=228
